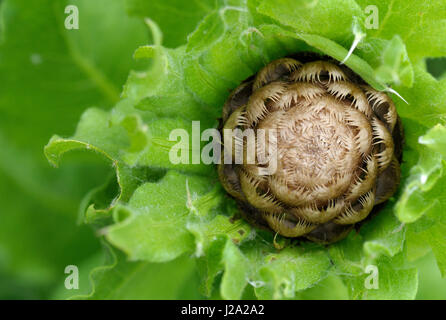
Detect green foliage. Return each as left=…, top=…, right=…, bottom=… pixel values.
left=126, top=0, right=217, bottom=48
left=70, top=243, right=202, bottom=300
left=44, top=0, right=446, bottom=300
left=0, top=0, right=147, bottom=298
left=257, top=0, right=365, bottom=44
left=355, top=0, right=446, bottom=61
left=1, top=0, right=445, bottom=299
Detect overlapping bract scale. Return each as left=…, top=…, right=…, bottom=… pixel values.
left=218, top=54, right=403, bottom=244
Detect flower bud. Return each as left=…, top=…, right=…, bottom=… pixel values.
left=218, top=53, right=403, bottom=244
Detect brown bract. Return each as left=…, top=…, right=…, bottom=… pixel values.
left=218, top=53, right=404, bottom=244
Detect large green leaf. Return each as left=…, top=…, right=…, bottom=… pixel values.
left=71, top=244, right=202, bottom=300
left=356, top=0, right=446, bottom=61
left=0, top=0, right=147, bottom=298
left=257, top=0, right=365, bottom=44
left=106, top=171, right=217, bottom=262
left=126, top=0, right=217, bottom=48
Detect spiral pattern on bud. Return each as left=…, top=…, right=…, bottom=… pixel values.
left=218, top=53, right=403, bottom=244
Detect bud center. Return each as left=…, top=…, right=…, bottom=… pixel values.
left=264, top=99, right=357, bottom=191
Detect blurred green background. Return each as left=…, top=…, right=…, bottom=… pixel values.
left=0, top=0, right=445, bottom=299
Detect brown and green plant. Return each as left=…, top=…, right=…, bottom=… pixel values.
left=219, top=53, right=404, bottom=244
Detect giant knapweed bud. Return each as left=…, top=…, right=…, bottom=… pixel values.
left=218, top=53, right=403, bottom=244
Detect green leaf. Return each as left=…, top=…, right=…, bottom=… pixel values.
left=220, top=239, right=250, bottom=299
left=256, top=25, right=388, bottom=90
left=0, top=0, right=147, bottom=297
left=187, top=209, right=252, bottom=258
left=415, top=252, right=446, bottom=299
left=106, top=171, right=218, bottom=262
left=45, top=99, right=213, bottom=174
left=294, top=275, right=349, bottom=300
left=254, top=246, right=331, bottom=299
left=405, top=170, right=446, bottom=277
left=352, top=252, right=418, bottom=300
left=329, top=237, right=418, bottom=299
left=326, top=206, right=418, bottom=299
left=396, top=127, right=445, bottom=223
left=257, top=0, right=365, bottom=44
left=394, top=66, right=446, bottom=128
left=374, top=35, right=413, bottom=87
left=361, top=206, right=405, bottom=259
left=419, top=124, right=446, bottom=158
left=126, top=0, right=217, bottom=48
left=356, top=0, right=446, bottom=61
left=423, top=224, right=446, bottom=277
left=72, top=243, right=202, bottom=300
